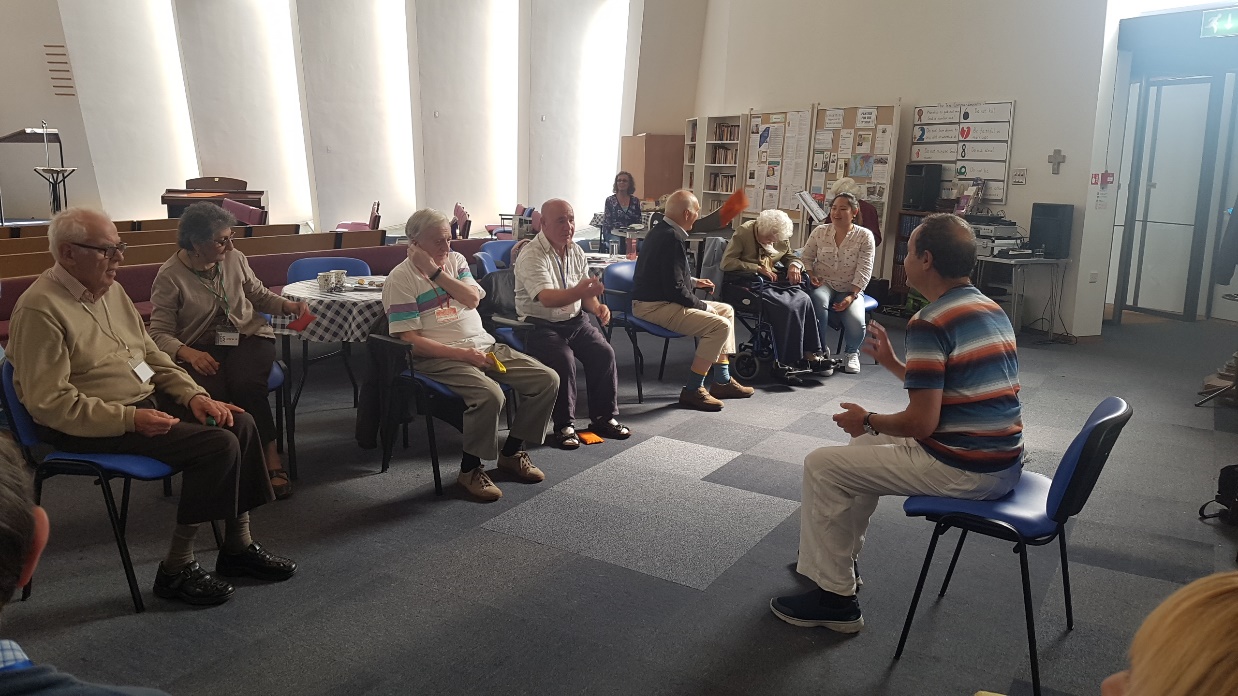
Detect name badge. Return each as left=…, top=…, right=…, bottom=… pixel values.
left=130, top=358, right=154, bottom=383
left=215, top=330, right=240, bottom=347
left=434, top=306, right=461, bottom=324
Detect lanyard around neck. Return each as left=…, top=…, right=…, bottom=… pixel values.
left=81, top=298, right=131, bottom=356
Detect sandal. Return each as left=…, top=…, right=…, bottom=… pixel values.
left=269, top=469, right=293, bottom=501
left=551, top=426, right=581, bottom=450
left=589, top=419, right=631, bottom=440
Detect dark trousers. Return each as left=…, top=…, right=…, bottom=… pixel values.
left=185, top=335, right=277, bottom=445
left=42, top=393, right=274, bottom=525
left=524, top=313, right=619, bottom=429
left=731, top=276, right=822, bottom=364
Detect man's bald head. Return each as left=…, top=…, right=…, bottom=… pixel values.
left=540, top=198, right=575, bottom=250
left=664, top=189, right=700, bottom=230
left=910, top=213, right=977, bottom=280
left=541, top=198, right=569, bottom=220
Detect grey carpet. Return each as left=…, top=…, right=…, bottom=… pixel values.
left=5, top=314, right=1237, bottom=695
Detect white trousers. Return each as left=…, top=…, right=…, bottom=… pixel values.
left=797, top=433, right=1021, bottom=596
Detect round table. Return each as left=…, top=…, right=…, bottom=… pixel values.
left=272, top=278, right=387, bottom=343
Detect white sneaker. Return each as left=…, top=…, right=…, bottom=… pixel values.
left=843, top=352, right=861, bottom=374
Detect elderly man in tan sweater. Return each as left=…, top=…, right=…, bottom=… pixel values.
left=5, top=207, right=296, bottom=607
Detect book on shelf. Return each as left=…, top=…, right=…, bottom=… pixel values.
left=707, top=172, right=736, bottom=192
left=687, top=121, right=697, bottom=143
left=712, top=122, right=740, bottom=142
left=711, top=146, right=736, bottom=164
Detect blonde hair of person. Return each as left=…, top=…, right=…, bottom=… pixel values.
left=1121, top=571, right=1238, bottom=696
left=404, top=208, right=451, bottom=242
left=755, top=209, right=793, bottom=242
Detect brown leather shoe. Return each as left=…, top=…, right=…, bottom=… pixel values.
left=458, top=467, right=503, bottom=501
left=679, top=387, right=724, bottom=411
left=496, top=451, right=545, bottom=482
left=710, top=378, right=755, bottom=399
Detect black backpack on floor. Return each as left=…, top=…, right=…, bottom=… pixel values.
left=1199, top=465, right=1238, bottom=525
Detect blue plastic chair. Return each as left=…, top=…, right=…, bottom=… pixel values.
left=287, top=256, right=372, bottom=282
left=285, top=257, right=373, bottom=408
left=267, top=361, right=296, bottom=479
left=894, top=397, right=1133, bottom=696
left=601, top=261, right=689, bottom=403
left=367, top=335, right=512, bottom=493
left=576, top=239, right=598, bottom=254
left=1, top=361, right=172, bottom=612
left=480, top=240, right=518, bottom=268
left=472, top=250, right=498, bottom=279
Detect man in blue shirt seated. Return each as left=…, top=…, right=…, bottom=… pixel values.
left=0, top=461, right=169, bottom=694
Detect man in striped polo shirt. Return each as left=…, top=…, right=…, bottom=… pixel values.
left=771, top=213, right=1023, bottom=633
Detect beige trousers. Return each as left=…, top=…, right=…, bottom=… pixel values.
left=412, top=343, right=559, bottom=460
left=797, top=433, right=1021, bottom=596
left=630, top=300, right=736, bottom=364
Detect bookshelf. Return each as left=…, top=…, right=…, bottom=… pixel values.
left=683, top=118, right=697, bottom=191
left=701, top=114, right=746, bottom=213
left=890, top=210, right=929, bottom=301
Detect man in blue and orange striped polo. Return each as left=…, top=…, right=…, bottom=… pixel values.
left=771, top=213, right=1023, bottom=634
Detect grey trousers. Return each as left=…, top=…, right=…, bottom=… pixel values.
left=412, top=343, right=559, bottom=460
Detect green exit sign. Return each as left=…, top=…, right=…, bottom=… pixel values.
left=1202, top=7, right=1238, bottom=38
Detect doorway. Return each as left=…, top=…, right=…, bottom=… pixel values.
left=1108, top=73, right=1235, bottom=323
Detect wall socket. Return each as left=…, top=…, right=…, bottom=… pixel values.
left=1089, top=271, right=1099, bottom=283
left=1012, top=168, right=1027, bottom=185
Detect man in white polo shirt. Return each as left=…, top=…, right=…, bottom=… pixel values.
left=513, top=199, right=631, bottom=450
left=383, top=208, right=558, bottom=502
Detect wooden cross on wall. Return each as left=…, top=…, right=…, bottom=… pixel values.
left=1047, top=149, right=1066, bottom=174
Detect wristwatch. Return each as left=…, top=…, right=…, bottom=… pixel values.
left=863, top=412, right=879, bottom=436
left=428, top=267, right=443, bottom=282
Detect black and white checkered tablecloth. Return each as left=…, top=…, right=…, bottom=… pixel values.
left=272, top=278, right=387, bottom=343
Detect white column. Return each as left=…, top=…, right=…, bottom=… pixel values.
left=526, top=0, right=631, bottom=216
left=173, top=0, right=313, bottom=224
left=58, top=0, right=198, bottom=220
left=295, top=0, right=418, bottom=232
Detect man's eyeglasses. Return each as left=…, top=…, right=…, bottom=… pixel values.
left=72, top=242, right=128, bottom=259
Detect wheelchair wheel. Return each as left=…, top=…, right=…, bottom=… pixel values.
left=733, top=351, right=761, bottom=380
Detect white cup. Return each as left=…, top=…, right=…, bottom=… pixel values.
left=330, top=270, right=347, bottom=290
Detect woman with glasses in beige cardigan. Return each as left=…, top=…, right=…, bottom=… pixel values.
left=148, top=203, right=307, bottom=499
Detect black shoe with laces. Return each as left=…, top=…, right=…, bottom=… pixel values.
left=153, top=561, right=235, bottom=606
left=215, top=542, right=297, bottom=582
left=770, top=587, right=864, bottom=633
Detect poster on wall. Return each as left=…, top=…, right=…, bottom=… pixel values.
left=912, top=100, right=1016, bottom=202
left=913, top=104, right=960, bottom=124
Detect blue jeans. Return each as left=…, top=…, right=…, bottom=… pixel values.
left=811, top=286, right=866, bottom=354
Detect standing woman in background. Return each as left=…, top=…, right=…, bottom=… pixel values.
left=601, top=171, right=642, bottom=251
left=800, top=192, right=876, bottom=375
left=149, top=202, right=308, bottom=499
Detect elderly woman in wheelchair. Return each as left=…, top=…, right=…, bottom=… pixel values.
left=720, top=209, right=834, bottom=385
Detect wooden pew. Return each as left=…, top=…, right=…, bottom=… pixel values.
left=0, top=236, right=51, bottom=255
left=135, top=218, right=178, bottom=230
left=6, top=224, right=50, bottom=237
left=118, top=243, right=179, bottom=266
left=121, top=229, right=179, bottom=246
left=337, top=229, right=385, bottom=249
left=248, top=224, right=300, bottom=237
left=112, top=220, right=136, bottom=232
left=233, top=233, right=334, bottom=256
left=0, top=252, right=54, bottom=278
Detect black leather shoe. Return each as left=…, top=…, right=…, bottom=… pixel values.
left=153, top=561, right=235, bottom=606
left=216, top=542, right=297, bottom=582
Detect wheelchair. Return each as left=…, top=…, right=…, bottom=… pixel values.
left=721, top=276, right=840, bottom=382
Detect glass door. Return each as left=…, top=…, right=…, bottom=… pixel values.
left=1111, top=75, right=1231, bottom=323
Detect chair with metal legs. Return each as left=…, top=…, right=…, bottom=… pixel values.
left=893, top=396, right=1133, bottom=696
